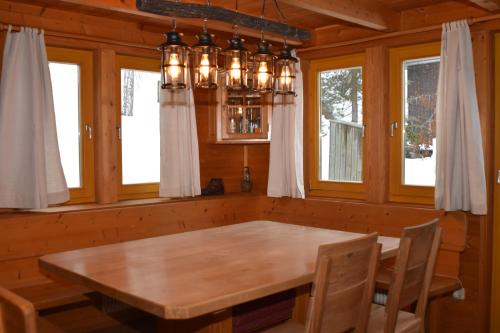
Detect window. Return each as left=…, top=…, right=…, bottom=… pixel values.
left=47, top=47, right=94, bottom=203
left=116, top=55, right=161, bottom=199
left=309, top=54, right=366, bottom=199
left=389, top=43, right=440, bottom=204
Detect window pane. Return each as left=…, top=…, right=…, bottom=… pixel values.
left=50, top=62, right=81, bottom=188
left=121, top=69, right=160, bottom=185
left=403, top=57, right=439, bottom=186
left=318, top=67, right=363, bottom=183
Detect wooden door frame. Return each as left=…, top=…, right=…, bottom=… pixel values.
left=491, top=33, right=500, bottom=333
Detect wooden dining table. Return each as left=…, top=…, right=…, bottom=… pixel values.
left=39, top=220, right=399, bottom=329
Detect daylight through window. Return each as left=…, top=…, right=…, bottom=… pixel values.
left=319, top=67, right=363, bottom=183
left=402, top=57, right=440, bottom=187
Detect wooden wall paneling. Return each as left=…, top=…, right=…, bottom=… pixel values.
left=94, top=48, right=119, bottom=203
left=246, top=144, right=270, bottom=194
left=364, top=46, right=389, bottom=204
left=259, top=197, right=464, bottom=275
left=399, top=2, right=488, bottom=30
left=492, top=32, right=500, bottom=333
left=195, top=89, right=245, bottom=193
left=471, top=30, right=494, bottom=333
left=0, top=195, right=262, bottom=288
left=0, top=1, right=172, bottom=47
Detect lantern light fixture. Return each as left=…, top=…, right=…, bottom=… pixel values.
left=192, top=17, right=220, bottom=89
left=275, top=43, right=297, bottom=95
left=223, top=26, right=249, bottom=91
left=158, top=17, right=189, bottom=90
left=252, top=34, right=275, bottom=94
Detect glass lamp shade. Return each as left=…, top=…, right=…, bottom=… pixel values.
left=159, top=31, right=189, bottom=90
left=192, top=32, right=220, bottom=89
left=223, top=37, right=249, bottom=91
left=275, top=46, right=298, bottom=95
left=252, top=40, right=275, bottom=93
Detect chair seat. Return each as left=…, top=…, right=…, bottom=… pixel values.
left=260, top=320, right=306, bottom=333
left=37, top=317, right=65, bottom=333
left=367, top=304, right=421, bottom=333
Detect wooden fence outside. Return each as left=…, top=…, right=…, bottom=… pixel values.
left=328, top=120, right=363, bottom=182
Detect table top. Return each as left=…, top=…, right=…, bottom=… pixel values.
left=39, top=221, right=399, bottom=319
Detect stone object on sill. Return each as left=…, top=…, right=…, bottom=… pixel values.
left=201, top=178, right=225, bottom=196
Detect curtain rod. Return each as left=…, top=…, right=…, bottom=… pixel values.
left=298, top=13, right=500, bottom=53
left=0, top=23, right=157, bottom=51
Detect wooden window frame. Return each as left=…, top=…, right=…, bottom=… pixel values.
left=116, top=55, right=160, bottom=200
left=388, top=42, right=440, bottom=204
left=47, top=47, right=95, bottom=204
left=308, top=54, right=366, bottom=199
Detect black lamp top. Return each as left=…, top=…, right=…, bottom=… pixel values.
left=277, top=45, right=298, bottom=62
left=254, top=40, right=274, bottom=56
left=193, top=31, right=220, bottom=48
left=160, top=30, right=188, bottom=48
left=224, top=36, right=248, bottom=52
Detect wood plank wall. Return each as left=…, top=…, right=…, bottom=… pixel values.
left=0, top=194, right=261, bottom=289
left=0, top=1, right=494, bottom=332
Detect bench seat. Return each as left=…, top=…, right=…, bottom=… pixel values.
left=11, top=281, right=91, bottom=311
left=376, top=266, right=461, bottom=298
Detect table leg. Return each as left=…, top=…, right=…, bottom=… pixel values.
left=292, top=284, right=312, bottom=325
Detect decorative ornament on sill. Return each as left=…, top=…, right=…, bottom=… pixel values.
left=158, top=15, right=189, bottom=90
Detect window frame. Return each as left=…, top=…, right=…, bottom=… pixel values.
left=388, top=42, right=440, bottom=204
left=47, top=46, right=95, bottom=204
left=115, top=55, right=161, bottom=200
left=308, top=54, right=366, bottom=199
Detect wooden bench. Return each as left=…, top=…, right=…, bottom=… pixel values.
left=11, top=281, right=91, bottom=311
left=376, top=266, right=461, bottom=299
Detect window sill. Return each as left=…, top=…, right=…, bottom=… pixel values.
left=0, top=193, right=258, bottom=217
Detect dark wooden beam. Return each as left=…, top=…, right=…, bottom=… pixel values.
left=136, top=0, right=311, bottom=41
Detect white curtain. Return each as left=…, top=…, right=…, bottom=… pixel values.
left=159, top=70, right=201, bottom=197
left=267, top=51, right=305, bottom=198
left=435, top=20, right=487, bottom=215
left=0, top=26, right=68, bottom=209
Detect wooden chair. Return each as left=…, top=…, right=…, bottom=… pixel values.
left=367, top=219, right=442, bottom=333
left=263, top=232, right=382, bottom=333
left=0, top=285, right=62, bottom=333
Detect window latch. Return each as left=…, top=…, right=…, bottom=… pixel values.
left=390, top=121, right=398, bottom=137
left=85, top=124, right=92, bottom=140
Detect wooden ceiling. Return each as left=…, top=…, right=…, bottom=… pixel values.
left=5, top=0, right=498, bottom=47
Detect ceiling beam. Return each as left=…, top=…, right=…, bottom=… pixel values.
left=467, top=0, right=500, bottom=11
left=278, top=0, right=400, bottom=31
left=136, top=0, right=310, bottom=41
left=14, top=0, right=304, bottom=45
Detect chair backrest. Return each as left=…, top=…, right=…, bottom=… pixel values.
left=306, top=233, right=381, bottom=333
left=0, top=285, right=37, bottom=333
left=384, top=218, right=442, bottom=333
